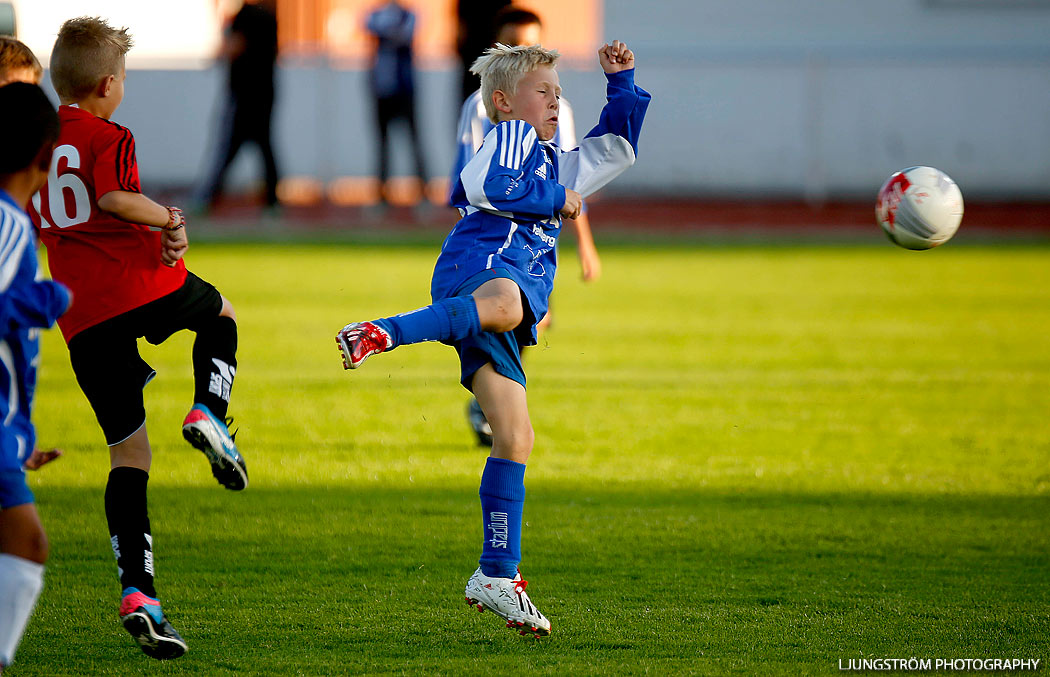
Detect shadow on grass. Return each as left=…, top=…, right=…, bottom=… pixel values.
left=17, top=485, right=1050, bottom=676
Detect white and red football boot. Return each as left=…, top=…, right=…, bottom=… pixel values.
left=335, top=321, right=393, bottom=370
left=464, top=567, right=551, bottom=637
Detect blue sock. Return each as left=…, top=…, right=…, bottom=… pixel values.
left=373, top=296, right=480, bottom=349
left=478, top=457, right=526, bottom=579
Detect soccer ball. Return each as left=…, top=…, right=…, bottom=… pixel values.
left=875, top=166, right=964, bottom=250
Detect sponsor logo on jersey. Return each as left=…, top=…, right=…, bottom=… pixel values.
left=531, top=224, right=557, bottom=248
left=524, top=244, right=549, bottom=277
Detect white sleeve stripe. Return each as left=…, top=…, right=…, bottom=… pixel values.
left=494, top=121, right=538, bottom=170
left=0, top=212, right=16, bottom=260
left=521, top=127, right=536, bottom=168
left=498, top=124, right=509, bottom=168
left=507, top=123, right=515, bottom=167
left=505, top=123, right=512, bottom=167
left=508, top=123, right=516, bottom=167
left=512, top=121, right=521, bottom=169
left=0, top=213, right=29, bottom=293
left=0, top=340, right=18, bottom=427
left=520, top=120, right=529, bottom=165
left=513, top=121, right=523, bottom=169
left=506, top=122, right=516, bottom=169
left=518, top=121, right=527, bottom=168
left=463, top=128, right=500, bottom=212
left=0, top=229, right=27, bottom=293
left=505, top=123, right=513, bottom=169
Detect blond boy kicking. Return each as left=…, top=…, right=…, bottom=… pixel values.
left=337, top=40, right=649, bottom=636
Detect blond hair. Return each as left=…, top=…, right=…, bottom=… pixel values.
left=0, top=36, right=43, bottom=84
left=470, top=43, right=559, bottom=123
left=50, top=17, right=133, bottom=100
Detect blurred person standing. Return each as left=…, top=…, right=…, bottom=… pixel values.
left=200, top=0, right=280, bottom=210
left=366, top=0, right=427, bottom=204
left=455, top=0, right=511, bottom=104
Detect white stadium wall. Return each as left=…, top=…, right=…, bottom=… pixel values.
left=39, top=0, right=1050, bottom=199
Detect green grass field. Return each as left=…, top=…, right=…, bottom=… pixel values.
left=14, top=241, right=1050, bottom=675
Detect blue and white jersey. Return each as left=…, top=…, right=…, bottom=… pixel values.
left=0, top=190, right=70, bottom=473
left=449, top=89, right=577, bottom=205
left=433, top=69, right=650, bottom=344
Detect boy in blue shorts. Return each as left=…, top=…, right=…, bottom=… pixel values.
left=0, top=82, right=71, bottom=673
left=0, top=36, right=64, bottom=473
left=336, top=40, right=649, bottom=636
left=451, top=6, right=603, bottom=447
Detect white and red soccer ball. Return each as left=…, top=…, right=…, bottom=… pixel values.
left=876, top=166, right=964, bottom=250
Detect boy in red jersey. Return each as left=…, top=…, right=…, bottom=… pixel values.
left=28, top=17, right=246, bottom=660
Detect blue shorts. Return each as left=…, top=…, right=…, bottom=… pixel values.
left=0, top=469, right=34, bottom=510
left=450, top=269, right=533, bottom=392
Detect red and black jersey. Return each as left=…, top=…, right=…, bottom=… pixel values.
left=28, top=105, right=187, bottom=342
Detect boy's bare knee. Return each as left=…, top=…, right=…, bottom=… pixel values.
left=473, top=280, right=524, bottom=333
left=493, top=420, right=534, bottom=462
left=109, top=425, right=152, bottom=471
left=27, top=531, right=49, bottom=564
left=3, top=523, right=50, bottom=564
left=488, top=292, right=524, bottom=333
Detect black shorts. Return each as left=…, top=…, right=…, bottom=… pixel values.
left=68, top=272, right=223, bottom=445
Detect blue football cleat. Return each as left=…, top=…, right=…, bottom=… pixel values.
left=182, top=404, right=247, bottom=490
left=119, top=587, right=188, bottom=660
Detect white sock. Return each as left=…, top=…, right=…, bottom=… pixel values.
left=0, top=553, right=45, bottom=667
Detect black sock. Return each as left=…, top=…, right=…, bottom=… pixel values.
left=192, top=315, right=238, bottom=419
left=105, top=467, right=156, bottom=597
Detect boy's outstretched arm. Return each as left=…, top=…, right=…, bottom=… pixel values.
left=97, top=190, right=171, bottom=227
left=557, top=40, right=651, bottom=199
left=97, top=190, right=189, bottom=266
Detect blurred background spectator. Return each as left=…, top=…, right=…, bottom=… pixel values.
left=455, top=0, right=510, bottom=105
left=365, top=0, right=427, bottom=206
left=199, top=0, right=280, bottom=211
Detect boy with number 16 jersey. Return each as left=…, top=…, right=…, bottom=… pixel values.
left=28, top=17, right=246, bottom=660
